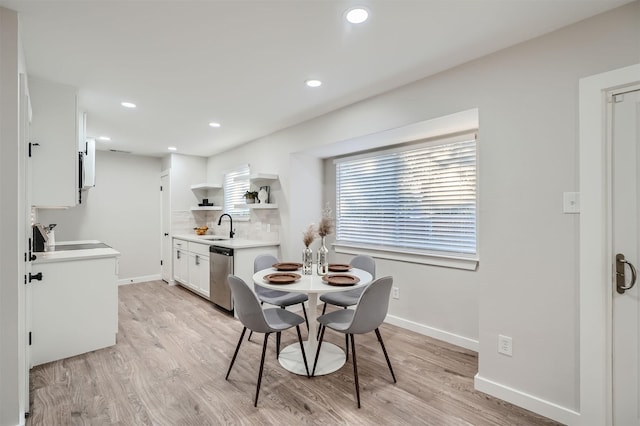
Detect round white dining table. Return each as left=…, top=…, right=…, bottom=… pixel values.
left=252, top=266, right=373, bottom=376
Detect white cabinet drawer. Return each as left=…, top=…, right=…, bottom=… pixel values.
left=173, top=239, right=187, bottom=250
left=189, top=242, right=210, bottom=256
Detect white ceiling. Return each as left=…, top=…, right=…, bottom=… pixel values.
left=1, top=0, right=631, bottom=157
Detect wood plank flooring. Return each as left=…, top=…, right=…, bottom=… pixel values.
left=27, top=280, right=562, bottom=425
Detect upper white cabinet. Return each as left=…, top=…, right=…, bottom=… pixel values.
left=82, top=138, right=96, bottom=189
left=29, top=77, right=79, bottom=208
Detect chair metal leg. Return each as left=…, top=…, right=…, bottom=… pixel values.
left=254, top=332, right=270, bottom=407
left=317, top=303, right=328, bottom=339
left=345, top=334, right=349, bottom=361
left=343, top=307, right=349, bottom=361
left=312, top=325, right=326, bottom=377
left=350, top=333, right=361, bottom=408
left=301, top=303, right=309, bottom=329
left=375, top=328, right=396, bottom=383
left=276, top=332, right=281, bottom=358
left=295, top=325, right=310, bottom=378
left=226, top=327, right=247, bottom=380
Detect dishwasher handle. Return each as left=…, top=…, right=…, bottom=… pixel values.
left=209, top=246, right=234, bottom=256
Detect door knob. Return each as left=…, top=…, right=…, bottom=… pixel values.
left=164, top=233, right=169, bottom=237
left=616, top=253, right=637, bottom=294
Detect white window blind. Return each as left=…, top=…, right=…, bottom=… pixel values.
left=335, top=133, right=477, bottom=256
left=223, top=164, right=250, bottom=218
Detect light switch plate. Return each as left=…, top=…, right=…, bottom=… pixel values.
left=563, top=192, right=580, bottom=214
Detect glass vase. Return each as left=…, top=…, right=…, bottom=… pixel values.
left=317, top=236, right=329, bottom=275
left=302, top=246, right=313, bottom=275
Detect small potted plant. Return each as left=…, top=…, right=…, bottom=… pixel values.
left=244, top=190, right=259, bottom=204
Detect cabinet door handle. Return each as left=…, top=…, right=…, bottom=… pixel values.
left=29, top=272, right=43, bottom=282
left=164, top=233, right=169, bottom=237
left=195, top=255, right=200, bottom=266
left=176, top=250, right=181, bottom=260
left=616, top=253, right=637, bottom=294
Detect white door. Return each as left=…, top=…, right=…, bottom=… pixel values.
left=161, top=172, right=171, bottom=282
left=612, top=87, right=640, bottom=425
left=20, top=73, right=31, bottom=415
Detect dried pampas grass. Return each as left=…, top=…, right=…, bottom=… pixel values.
left=303, top=224, right=317, bottom=247
left=318, top=204, right=334, bottom=237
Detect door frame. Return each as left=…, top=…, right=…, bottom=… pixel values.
left=160, top=169, right=171, bottom=283
left=579, top=63, right=640, bottom=425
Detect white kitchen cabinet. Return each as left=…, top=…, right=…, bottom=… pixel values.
left=29, top=76, right=79, bottom=208
left=234, top=246, right=278, bottom=291
left=188, top=250, right=210, bottom=297
left=173, top=238, right=210, bottom=298
left=30, top=256, right=118, bottom=366
left=173, top=240, right=189, bottom=286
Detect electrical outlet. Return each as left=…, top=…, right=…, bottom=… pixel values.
left=392, top=287, right=399, bottom=299
left=498, top=335, right=513, bottom=356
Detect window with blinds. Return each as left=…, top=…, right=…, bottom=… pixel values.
left=223, top=164, right=250, bottom=218
left=335, top=133, right=477, bottom=257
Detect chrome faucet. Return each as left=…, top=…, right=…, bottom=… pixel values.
left=217, top=213, right=235, bottom=238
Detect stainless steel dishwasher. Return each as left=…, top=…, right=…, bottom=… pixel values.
left=209, top=246, right=234, bottom=311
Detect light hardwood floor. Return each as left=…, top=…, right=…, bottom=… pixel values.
left=27, top=280, right=562, bottom=425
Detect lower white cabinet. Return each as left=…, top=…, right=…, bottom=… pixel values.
left=188, top=247, right=210, bottom=297
left=234, top=246, right=278, bottom=289
left=173, top=239, right=210, bottom=298
left=30, top=256, right=118, bottom=366
left=173, top=247, right=188, bottom=284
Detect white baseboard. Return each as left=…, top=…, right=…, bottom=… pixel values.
left=474, top=374, right=580, bottom=425
left=385, top=314, right=479, bottom=352
left=117, top=274, right=162, bottom=286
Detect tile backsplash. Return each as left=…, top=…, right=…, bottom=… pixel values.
left=172, top=209, right=279, bottom=242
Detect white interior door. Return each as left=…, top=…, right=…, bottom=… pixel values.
left=161, top=172, right=171, bottom=282
left=613, top=87, right=640, bottom=425
left=20, top=73, right=31, bottom=416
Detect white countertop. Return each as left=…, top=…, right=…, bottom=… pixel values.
left=173, top=234, right=279, bottom=249
left=33, top=240, right=121, bottom=264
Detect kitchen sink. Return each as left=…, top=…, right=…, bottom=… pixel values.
left=200, top=236, right=228, bottom=241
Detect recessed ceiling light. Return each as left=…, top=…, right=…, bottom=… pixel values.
left=121, top=101, right=136, bottom=108
left=305, top=79, right=322, bottom=88
left=168, top=146, right=177, bottom=151
left=97, top=136, right=111, bottom=141
left=209, top=122, right=221, bottom=128
left=346, top=7, right=369, bottom=24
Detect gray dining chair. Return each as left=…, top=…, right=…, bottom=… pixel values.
left=312, top=276, right=396, bottom=408
left=249, top=254, right=309, bottom=348
left=317, top=255, right=375, bottom=349
left=319, top=255, right=375, bottom=314
left=225, top=275, right=310, bottom=407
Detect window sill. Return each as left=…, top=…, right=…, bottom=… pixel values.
left=333, top=243, right=478, bottom=271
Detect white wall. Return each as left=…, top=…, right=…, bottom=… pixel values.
left=38, top=151, right=162, bottom=282
left=0, top=7, right=22, bottom=426
left=204, top=3, right=640, bottom=422
left=166, top=153, right=207, bottom=235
